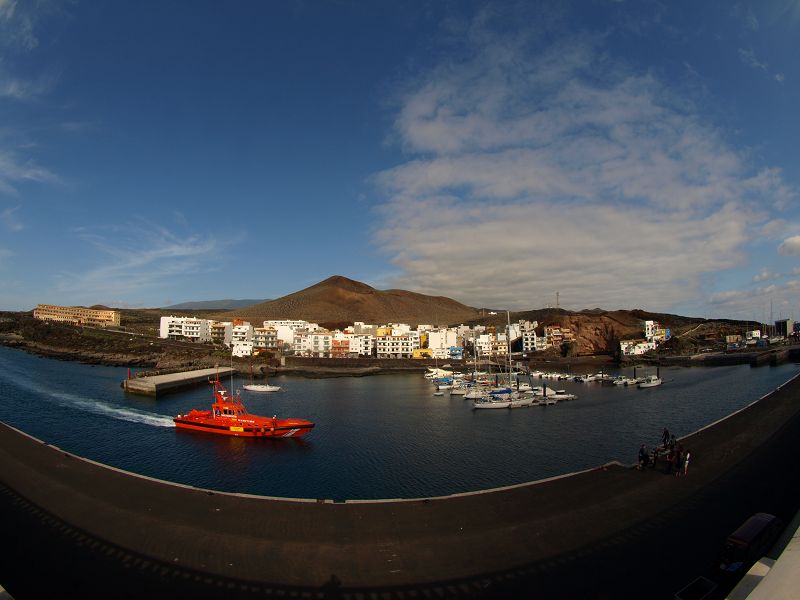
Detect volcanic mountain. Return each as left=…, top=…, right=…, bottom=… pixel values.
left=215, top=276, right=482, bottom=326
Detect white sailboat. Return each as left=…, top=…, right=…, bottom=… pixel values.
left=637, top=375, right=662, bottom=388
left=242, top=359, right=281, bottom=393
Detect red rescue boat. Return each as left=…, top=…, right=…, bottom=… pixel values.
left=173, top=377, right=314, bottom=438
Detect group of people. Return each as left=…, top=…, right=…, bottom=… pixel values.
left=637, top=427, right=690, bottom=476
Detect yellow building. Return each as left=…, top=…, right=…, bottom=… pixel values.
left=412, top=348, right=433, bottom=359
left=33, top=304, right=121, bottom=328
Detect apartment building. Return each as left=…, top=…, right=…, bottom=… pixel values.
left=159, top=316, right=211, bottom=342
left=348, top=333, right=375, bottom=357
left=491, top=338, right=509, bottom=357
left=376, top=335, right=414, bottom=358
left=293, top=330, right=333, bottom=357
left=210, top=321, right=232, bottom=346
left=522, top=329, right=547, bottom=353
left=426, top=328, right=461, bottom=360
left=644, top=320, right=669, bottom=342
left=544, top=325, right=569, bottom=348
left=253, top=326, right=278, bottom=351
left=264, top=320, right=319, bottom=347
left=34, top=304, right=121, bottom=328
left=331, top=338, right=350, bottom=358
left=475, top=333, right=494, bottom=357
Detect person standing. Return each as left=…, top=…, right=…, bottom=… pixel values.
left=662, top=427, right=670, bottom=448
left=684, top=451, right=691, bottom=476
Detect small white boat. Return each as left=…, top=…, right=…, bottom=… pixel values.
left=473, top=397, right=512, bottom=409
left=433, top=391, right=445, bottom=396
left=450, top=387, right=467, bottom=396
left=243, top=383, right=281, bottom=393
left=508, top=395, right=533, bottom=408
left=638, top=376, right=662, bottom=388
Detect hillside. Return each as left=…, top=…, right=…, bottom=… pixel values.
left=214, top=275, right=481, bottom=326
left=464, top=308, right=716, bottom=356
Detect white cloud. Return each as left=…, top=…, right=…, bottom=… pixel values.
left=760, top=219, right=786, bottom=237
left=0, top=205, right=23, bottom=231
left=738, top=48, right=767, bottom=71
left=373, top=19, right=796, bottom=314
left=752, top=269, right=781, bottom=283
left=0, top=0, right=40, bottom=52
left=710, top=280, right=800, bottom=320
left=0, top=151, right=61, bottom=196
left=775, top=73, right=785, bottom=83
left=732, top=4, right=760, bottom=31
left=778, top=236, right=800, bottom=256
left=54, top=221, right=227, bottom=306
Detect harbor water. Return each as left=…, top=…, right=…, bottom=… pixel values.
left=0, top=345, right=797, bottom=500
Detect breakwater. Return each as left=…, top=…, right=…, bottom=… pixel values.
left=121, top=367, right=237, bottom=397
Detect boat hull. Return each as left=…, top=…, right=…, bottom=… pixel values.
left=173, top=417, right=314, bottom=438
left=243, top=384, right=281, bottom=393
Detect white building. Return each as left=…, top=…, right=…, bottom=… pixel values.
left=159, top=316, right=212, bottom=343
left=376, top=335, right=414, bottom=358
left=475, top=334, right=494, bottom=357
left=231, top=322, right=253, bottom=343
left=309, top=331, right=332, bottom=357
left=644, top=320, right=668, bottom=342
left=333, top=331, right=374, bottom=357
left=389, top=323, right=412, bottom=336
left=264, top=320, right=320, bottom=347
left=292, top=330, right=332, bottom=357
left=232, top=341, right=254, bottom=357
left=620, top=339, right=657, bottom=356
left=522, top=330, right=547, bottom=353
left=253, top=327, right=278, bottom=351
left=229, top=322, right=254, bottom=356
left=427, top=328, right=460, bottom=359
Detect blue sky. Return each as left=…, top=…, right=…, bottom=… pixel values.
left=1, top=1, right=799, bottom=322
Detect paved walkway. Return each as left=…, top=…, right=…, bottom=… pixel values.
left=2, top=374, right=800, bottom=599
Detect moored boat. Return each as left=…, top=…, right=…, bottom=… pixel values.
left=638, top=375, right=663, bottom=388
left=243, top=383, right=281, bottom=393
left=174, top=377, right=314, bottom=438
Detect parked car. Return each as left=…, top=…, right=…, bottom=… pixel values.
left=719, top=513, right=783, bottom=573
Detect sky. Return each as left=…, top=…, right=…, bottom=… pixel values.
left=1, top=0, right=799, bottom=322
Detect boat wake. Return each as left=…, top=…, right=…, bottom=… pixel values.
left=0, top=368, right=175, bottom=428
left=56, top=393, right=176, bottom=428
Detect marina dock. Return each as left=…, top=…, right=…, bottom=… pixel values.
left=121, top=367, right=237, bottom=397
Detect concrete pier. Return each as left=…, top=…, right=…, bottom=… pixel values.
left=121, top=367, right=236, bottom=397
left=3, top=374, right=800, bottom=598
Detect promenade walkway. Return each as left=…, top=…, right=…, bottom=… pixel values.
left=2, top=373, right=800, bottom=599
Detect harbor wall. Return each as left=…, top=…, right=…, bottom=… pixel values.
left=121, top=367, right=237, bottom=397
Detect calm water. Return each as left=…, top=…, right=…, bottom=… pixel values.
left=1, top=345, right=797, bottom=499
